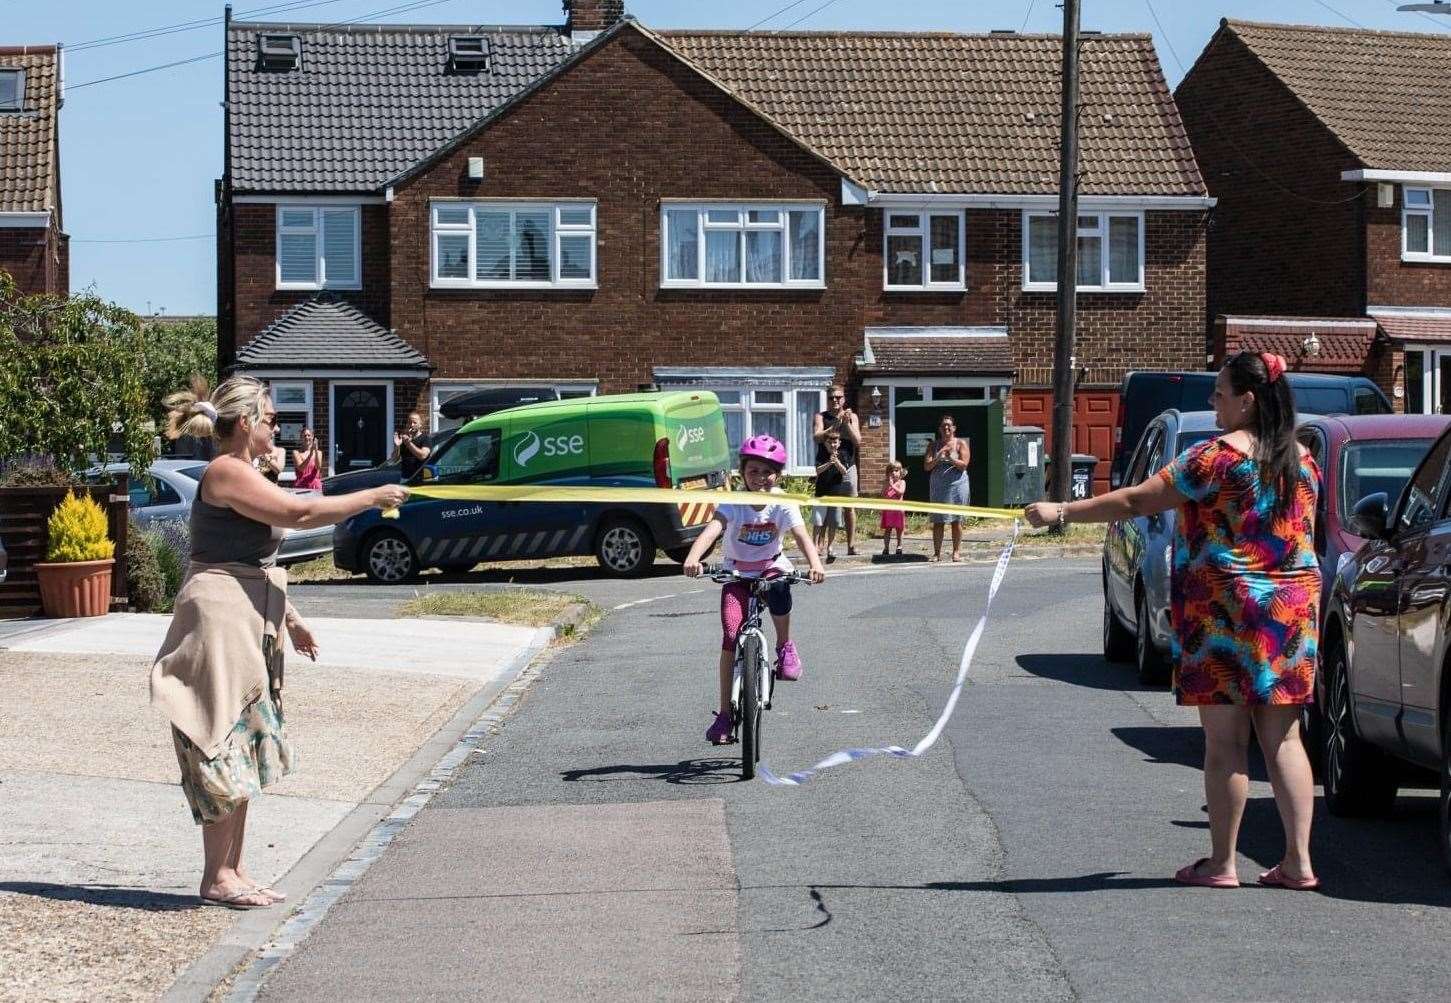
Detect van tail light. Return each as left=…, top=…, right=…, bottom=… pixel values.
left=653, top=436, right=672, bottom=488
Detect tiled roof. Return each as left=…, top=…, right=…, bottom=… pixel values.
left=227, top=21, right=578, bottom=192
left=234, top=297, right=430, bottom=369
left=0, top=46, right=60, bottom=213
left=662, top=30, right=1205, bottom=195
left=1371, top=310, right=1451, bottom=345
left=860, top=328, right=1014, bottom=373
left=1220, top=316, right=1376, bottom=372
left=1221, top=20, right=1451, bottom=172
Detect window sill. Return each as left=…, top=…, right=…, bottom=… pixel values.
left=276, top=282, right=362, bottom=292
left=1021, top=283, right=1146, bottom=294
left=659, top=282, right=826, bottom=291
left=883, top=284, right=968, bottom=293
left=430, top=281, right=598, bottom=291
left=1400, top=254, right=1451, bottom=265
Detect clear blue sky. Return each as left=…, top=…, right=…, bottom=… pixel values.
left=7, top=0, right=1444, bottom=315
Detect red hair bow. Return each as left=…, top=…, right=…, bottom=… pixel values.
left=1260, top=352, right=1287, bottom=383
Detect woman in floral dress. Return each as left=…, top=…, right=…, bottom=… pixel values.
left=1027, top=351, right=1321, bottom=891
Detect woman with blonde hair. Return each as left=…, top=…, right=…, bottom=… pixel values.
left=152, top=375, right=408, bottom=909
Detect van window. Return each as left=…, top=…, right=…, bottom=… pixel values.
left=1354, top=387, right=1389, bottom=415
left=1293, top=387, right=1351, bottom=415
left=430, top=428, right=500, bottom=484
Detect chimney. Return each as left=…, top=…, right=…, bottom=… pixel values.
left=564, top=0, right=624, bottom=40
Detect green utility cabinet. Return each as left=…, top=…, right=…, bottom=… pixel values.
left=1002, top=425, right=1045, bottom=506
left=894, top=399, right=1004, bottom=508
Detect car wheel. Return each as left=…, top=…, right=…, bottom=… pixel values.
left=1441, top=714, right=1451, bottom=873
left=1102, top=570, right=1134, bottom=663
left=1322, top=640, right=1398, bottom=816
left=363, top=530, right=417, bottom=584
left=596, top=517, right=653, bottom=577
left=1135, top=587, right=1170, bottom=686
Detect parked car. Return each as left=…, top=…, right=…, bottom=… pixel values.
left=334, top=391, right=730, bottom=582
left=0, top=533, right=7, bottom=584
left=322, top=430, right=451, bottom=497
left=90, top=461, right=333, bottom=566
left=1111, top=371, right=1393, bottom=489
left=1321, top=423, right=1451, bottom=868
left=1102, top=410, right=1221, bottom=684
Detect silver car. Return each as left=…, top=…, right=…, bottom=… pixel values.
left=93, top=460, right=332, bottom=565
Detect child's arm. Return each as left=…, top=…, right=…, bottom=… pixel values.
left=683, top=515, right=726, bottom=576
left=789, top=522, right=827, bottom=583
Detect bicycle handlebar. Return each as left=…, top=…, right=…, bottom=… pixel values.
left=700, top=563, right=817, bottom=586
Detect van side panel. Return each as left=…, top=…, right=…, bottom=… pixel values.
left=662, top=392, right=730, bottom=483
left=499, top=406, right=593, bottom=485
left=585, top=403, right=655, bottom=483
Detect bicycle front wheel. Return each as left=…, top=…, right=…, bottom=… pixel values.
left=740, top=632, right=764, bottom=779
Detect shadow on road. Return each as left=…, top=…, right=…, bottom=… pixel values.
left=1014, top=652, right=1159, bottom=692
left=300, top=561, right=685, bottom=588
left=560, top=757, right=745, bottom=785
left=1113, top=725, right=1270, bottom=782
left=0, top=881, right=200, bottom=911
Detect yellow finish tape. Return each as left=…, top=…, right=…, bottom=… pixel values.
left=381, top=483, right=1022, bottom=521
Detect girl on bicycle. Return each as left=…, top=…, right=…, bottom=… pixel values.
left=684, top=434, right=827, bottom=745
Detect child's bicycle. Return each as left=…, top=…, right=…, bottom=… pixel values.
left=703, top=564, right=817, bottom=780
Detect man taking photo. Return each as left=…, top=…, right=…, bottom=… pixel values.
left=812, top=385, right=861, bottom=556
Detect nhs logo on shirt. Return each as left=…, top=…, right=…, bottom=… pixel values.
left=737, top=522, right=777, bottom=547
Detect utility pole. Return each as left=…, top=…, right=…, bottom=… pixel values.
left=1049, top=0, right=1080, bottom=527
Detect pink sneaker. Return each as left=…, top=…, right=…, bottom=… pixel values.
left=777, top=641, right=803, bottom=681
left=706, top=711, right=733, bottom=745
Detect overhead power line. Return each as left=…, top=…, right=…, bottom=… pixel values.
left=1311, top=0, right=1368, bottom=29
left=67, top=0, right=358, bottom=53
left=1380, top=0, right=1451, bottom=32
left=776, top=0, right=846, bottom=32
left=1020, top=0, right=1037, bottom=33
left=742, top=0, right=812, bottom=32
left=71, top=234, right=213, bottom=244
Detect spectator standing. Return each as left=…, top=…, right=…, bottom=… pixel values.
left=291, top=428, right=322, bottom=491
left=394, top=412, right=432, bottom=479
left=1025, top=352, right=1321, bottom=890
left=813, top=386, right=861, bottom=555
left=923, top=414, right=971, bottom=562
left=880, top=460, right=906, bottom=556
left=153, top=376, right=408, bottom=909
left=813, top=430, right=848, bottom=562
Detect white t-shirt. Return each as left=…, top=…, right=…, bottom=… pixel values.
left=717, top=500, right=804, bottom=576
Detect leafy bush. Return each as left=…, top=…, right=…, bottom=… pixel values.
left=45, top=491, right=115, bottom=563
left=0, top=455, right=78, bottom=487
left=125, top=519, right=168, bottom=612
left=149, top=517, right=190, bottom=605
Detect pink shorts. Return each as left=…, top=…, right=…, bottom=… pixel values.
left=719, top=579, right=793, bottom=651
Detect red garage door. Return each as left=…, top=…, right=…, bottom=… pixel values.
left=1012, top=389, right=1120, bottom=496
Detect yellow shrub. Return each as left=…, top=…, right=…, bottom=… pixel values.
left=46, top=491, right=115, bottom=563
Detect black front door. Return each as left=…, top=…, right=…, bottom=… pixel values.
left=333, top=384, right=388, bottom=472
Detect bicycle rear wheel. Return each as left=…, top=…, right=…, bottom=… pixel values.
left=740, top=632, right=764, bottom=779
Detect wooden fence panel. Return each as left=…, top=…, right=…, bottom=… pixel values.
left=0, top=478, right=129, bottom=617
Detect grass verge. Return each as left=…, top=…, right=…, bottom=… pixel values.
left=395, top=589, right=595, bottom=629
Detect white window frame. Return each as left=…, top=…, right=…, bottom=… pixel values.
left=429, top=379, right=599, bottom=433
left=274, top=205, right=361, bottom=291
left=1402, top=186, right=1451, bottom=262
left=691, top=384, right=825, bottom=475
left=659, top=203, right=826, bottom=290
left=430, top=200, right=597, bottom=290
left=877, top=379, right=1012, bottom=464
left=1021, top=209, right=1145, bottom=292
left=0, top=68, right=23, bottom=111
left=882, top=209, right=967, bottom=291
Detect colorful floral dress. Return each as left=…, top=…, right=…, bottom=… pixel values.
left=1158, top=438, right=1320, bottom=706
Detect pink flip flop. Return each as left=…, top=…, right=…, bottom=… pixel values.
left=1174, top=858, right=1240, bottom=888
left=1257, top=864, right=1320, bottom=891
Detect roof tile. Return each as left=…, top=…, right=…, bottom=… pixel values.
left=0, top=46, right=59, bottom=213
left=235, top=296, right=430, bottom=369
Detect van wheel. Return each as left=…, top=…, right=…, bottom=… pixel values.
left=596, top=517, right=653, bottom=577
left=363, top=529, right=418, bottom=584
left=1322, top=640, right=1397, bottom=816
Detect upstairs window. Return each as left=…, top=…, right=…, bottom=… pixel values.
left=275, top=206, right=360, bottom=290
left=259, top=33, right=301, bottom=71
left=447, top=35, right=490, bottom=72
left=0, top=69, right=22, bottom=111
left=431, top=201, right=596, bottom=288
left=1403, top=186, right=1451, bottom=261
left=884, top=210, right=965, bottom=290
left=1022, top=210, right=1143, bottom=292
left=661, top=204, right=824, bottom=289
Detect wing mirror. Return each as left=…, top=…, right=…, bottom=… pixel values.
left=1109, top=470, right=1123, bottom=490
left=1350, top=492, right=1390, bottom=541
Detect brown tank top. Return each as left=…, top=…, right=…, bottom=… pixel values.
left=190, top=463, right=285, bottom=567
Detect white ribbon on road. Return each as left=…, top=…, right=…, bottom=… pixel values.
left=758, top=522, right=1019, bottom=787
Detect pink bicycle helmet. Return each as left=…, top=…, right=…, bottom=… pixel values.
left=739, top=434, right=787, bottom=470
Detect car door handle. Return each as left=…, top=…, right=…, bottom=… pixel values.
left=1410, top=585, right=1447, bottom=604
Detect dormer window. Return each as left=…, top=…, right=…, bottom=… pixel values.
left=258, top=33, right=301, bottom=71
left=0, top=69, right=23, bottom=111
left=447, top=35, right=490, bottom=72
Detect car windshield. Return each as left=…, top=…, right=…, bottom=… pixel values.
left=1339, top=439, right=1434, bottom=521
left=1175, top=430, right=1217, bottom=456
left=175, top=465, right=208, bottom=481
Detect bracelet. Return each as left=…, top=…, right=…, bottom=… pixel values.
left=1057, top=503, right=1068, bottom=529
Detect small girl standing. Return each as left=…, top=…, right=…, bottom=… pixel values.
left=880, top=461, right=906, bottom=556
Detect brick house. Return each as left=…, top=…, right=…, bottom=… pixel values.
left=1177, top=19, right=1451, bottom=413
left=219, top=2, right=1209, bottom=488
left=0, top=45, right=67, bottom=296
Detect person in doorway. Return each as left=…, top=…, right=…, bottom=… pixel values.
left=393, top=412, right=432, bottom=479
left=153, top=376, right=409, bottom=910
left=1024, top=352, right=1321, bottom=891
left=923, top=414, right=971, bottom=562
left=880, top=460, right=907, bottom=556
left=813, top=430, right=848, bottom=562
left=291, top=428, right=323, bottom=491
left=813, top=385, right=861, bottom=555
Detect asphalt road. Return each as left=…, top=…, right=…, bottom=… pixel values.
left=266, top=556, right=1451, bottom=1002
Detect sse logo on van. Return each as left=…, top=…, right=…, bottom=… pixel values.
left=513, top=430, right=586, bottom=467
left=676, top=425, right=705, bottom=450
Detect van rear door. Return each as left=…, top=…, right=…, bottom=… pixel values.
left=661, top=393, right=730, bottom=528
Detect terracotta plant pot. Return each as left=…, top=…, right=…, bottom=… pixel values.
left=36, top=559, right=115, bottom=618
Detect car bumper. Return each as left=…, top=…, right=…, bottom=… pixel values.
left=278, top=525, right=334, bottom=564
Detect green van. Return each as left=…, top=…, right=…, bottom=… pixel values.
left=333, top=391, right=731, bottom=581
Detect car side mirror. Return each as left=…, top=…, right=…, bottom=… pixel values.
left=1350, top=492, right=1390, bottom=541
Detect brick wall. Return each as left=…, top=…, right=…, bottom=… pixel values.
left=0, top=226, right=53, bottom=295
left=1366, top=194, right=1451, bottom=307
left=1175, top=27, right=1363, bottom=325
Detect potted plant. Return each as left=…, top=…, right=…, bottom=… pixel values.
left=36, top=491, right=115, bottom=618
